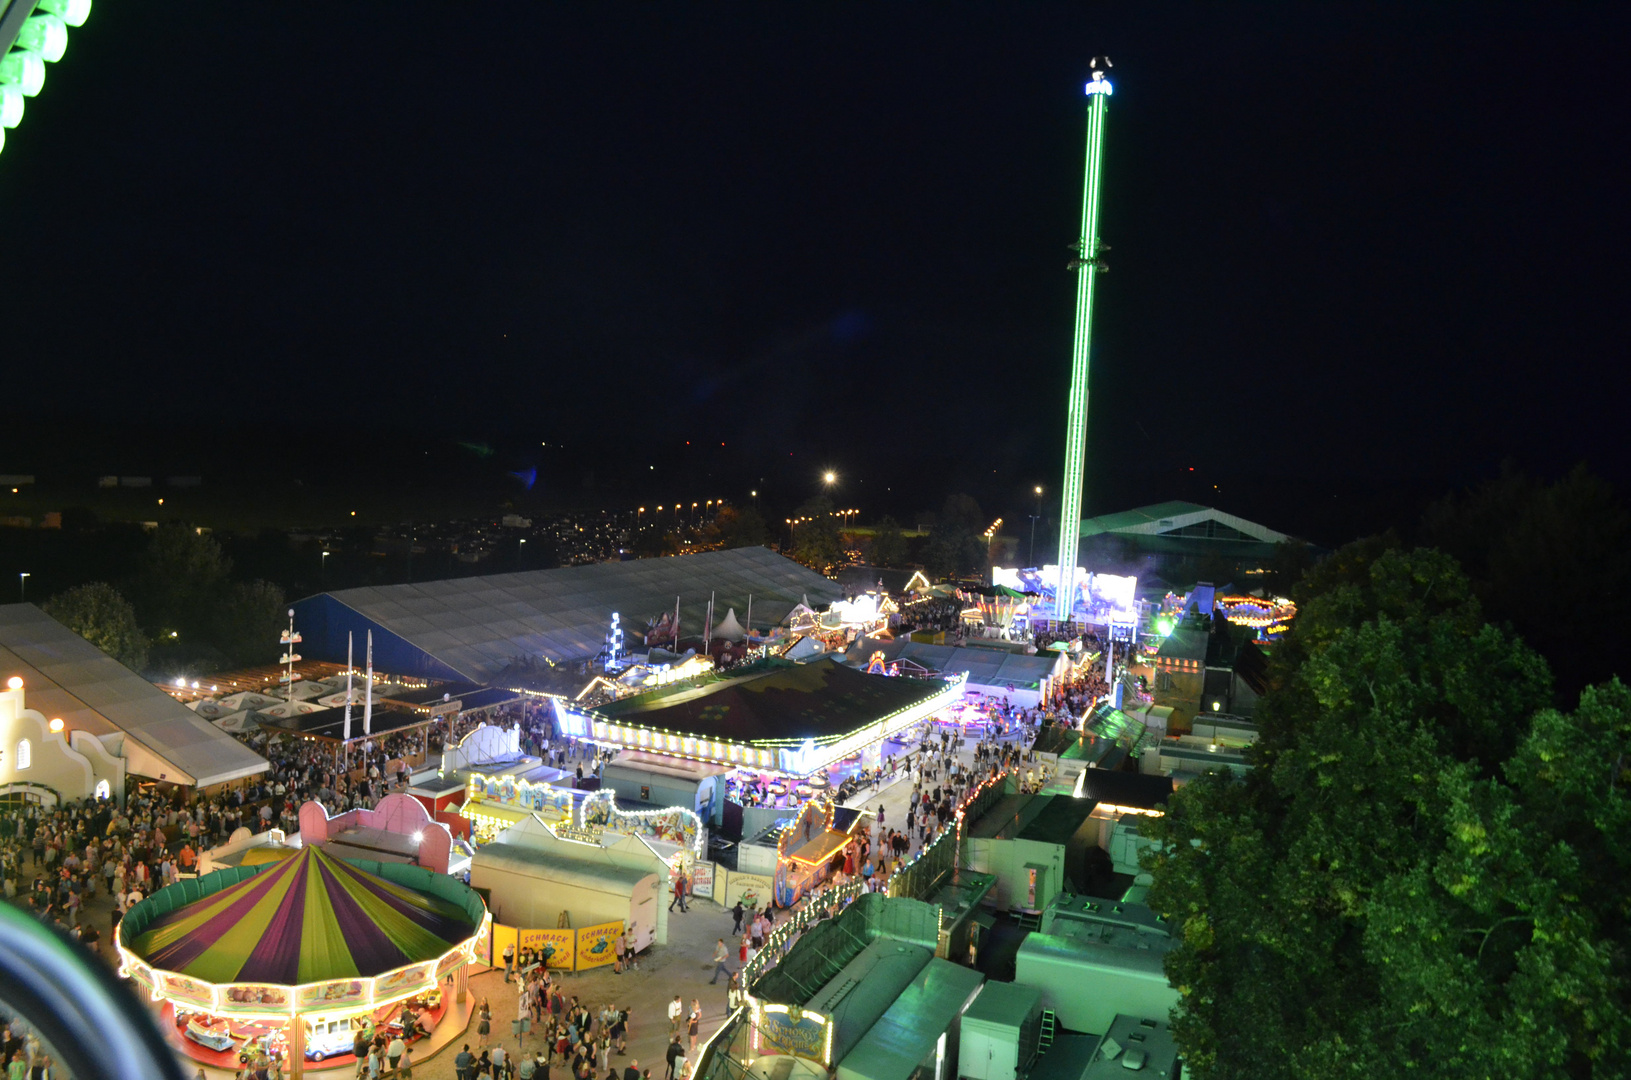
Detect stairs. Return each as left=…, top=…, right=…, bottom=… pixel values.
left=1038, top=1009, right=1057, bottom=1052
left=1012, top=909, right=1041, bottom=932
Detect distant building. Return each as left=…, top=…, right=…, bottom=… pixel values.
left=1075, top=500, right=1302, bottom=584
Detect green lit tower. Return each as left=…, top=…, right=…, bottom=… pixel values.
left=1054, top=58, right=1112, bottom=619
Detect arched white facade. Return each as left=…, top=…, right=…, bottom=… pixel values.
left=0, top=683, right=125, bottom=806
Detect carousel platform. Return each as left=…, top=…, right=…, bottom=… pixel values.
left=173, top=994, right=474, bottom=1078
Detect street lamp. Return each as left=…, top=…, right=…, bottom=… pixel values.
left=17, top=572, right=29, bottom=602
left=822, top=471, right=837, bottom=487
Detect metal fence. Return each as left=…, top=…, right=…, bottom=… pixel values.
left=740, top=876, right=865, bottom=990
left=886, top=769, right=1013, bottom=903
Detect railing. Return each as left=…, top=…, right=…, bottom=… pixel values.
left=886, top=767, right=1012, bottom=903
left=691, top=1006, right=755, bottom=1080
left=740, top=877, right=865, bottom=990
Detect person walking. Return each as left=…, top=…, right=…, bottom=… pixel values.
left=613, top=930, right=626, bottom=975
left=709, top=939, right=732, bottom=985
left=729, top=900, right=744, bottom=936
left=386, top=1034, right=406, bottom=1071
left=668, top=872, right=688, bottom=913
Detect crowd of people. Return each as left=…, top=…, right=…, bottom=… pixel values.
left=449, top=960, right=647, bottom=1080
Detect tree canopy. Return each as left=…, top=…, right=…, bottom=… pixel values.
left=924, top=494, right=989, bottom=578
left=41, top=582, right=148, bottom=671
left=1143, top=539, right=1630, bottom=1079
left=868, top=515, right=908, bottom=568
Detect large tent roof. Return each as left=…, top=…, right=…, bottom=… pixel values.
left=591, top=657, right=950, bottom=744
left=122, top=845, right=483, bottom=986
left=844, top=638, right=1066, bottom=692
left=0, top=604, right=267, bottom=788
left=1077, top=501, right=1290, bottom=542
left=294, top=547, right=842, bottom=683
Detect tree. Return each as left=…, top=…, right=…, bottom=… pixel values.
left=924, top=494, right=988, bottom=578
left=125, top=523, right=232, bottom=640
left=1423, top=464, right=1631, bottom=704
left=869, top=516, right=908, bottom=567
left=210, top=580, right=288, bottom=668
left=790, top=496, right=845, bottom=572
left=713, top=506, right=770, bottom=549
left=1142, top=541, right=1584, bottom=1080
left=41, top=582, right=149, bottom=671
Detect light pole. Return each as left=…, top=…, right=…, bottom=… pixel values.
left=17, top=572, right=29, bottom=602
left=519, top=538, right=527, bottom=567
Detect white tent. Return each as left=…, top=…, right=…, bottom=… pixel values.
left=219, top=691, right=282, bottom=712
left=212, top=710, right=259, bottom=734
left=712, top=607, right=746, bottom=642
left=283, top=679, right=330, bottom=701
left=188, top=699, right=236, bottom=721
left=257, top=701, right=321, bottom=718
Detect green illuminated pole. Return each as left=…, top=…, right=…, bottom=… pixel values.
left=1054, top=65, right=1112, bottom=622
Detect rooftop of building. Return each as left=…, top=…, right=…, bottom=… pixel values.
left=0, top=603, right=268, bottom=788
left=591, top=656, right=951, bottom=745
left=1078, top=501, right=1292, bottom=544
left=294, top=546, right=844, bottom=681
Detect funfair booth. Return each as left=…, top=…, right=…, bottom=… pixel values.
left=116, top=845, right=490, bottom=1077
left=553, top=656, right=963, bottom=782
left=769, top=798, right=870, bottom=908
left=992, top=566, right=1140, bottom=638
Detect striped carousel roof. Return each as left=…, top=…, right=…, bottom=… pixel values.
left=123, top=845, right=481, bottom=986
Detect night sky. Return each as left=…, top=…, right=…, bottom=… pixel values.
left=3, top=5, right=1628, bottom=539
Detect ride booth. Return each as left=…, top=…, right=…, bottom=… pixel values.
left=772, top=799, right=870, bottom=908
left=115, top=845, right=490, bottom=1078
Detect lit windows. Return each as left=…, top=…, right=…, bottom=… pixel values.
left=15, top=739, right=30, bottom=769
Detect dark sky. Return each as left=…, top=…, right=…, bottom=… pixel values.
left=3, top=4, right=1629, bottom=538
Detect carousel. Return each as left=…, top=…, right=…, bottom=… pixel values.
left=115, top=845, right=490, bottom=1076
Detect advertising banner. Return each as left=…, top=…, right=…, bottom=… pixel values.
left=689, top=861, right=715, bottom=900
left=757, top=1008, right=830, bottom=1063
left=489, top=923, right=517, bottom=969
left=720, top=870, right=774, bottom=910
left=575, top=921, right=624, bottom=970
left=519, top=927, right=576, bottom=970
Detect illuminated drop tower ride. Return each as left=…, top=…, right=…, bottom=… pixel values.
left=1054, top=60, right=1113, bottom=618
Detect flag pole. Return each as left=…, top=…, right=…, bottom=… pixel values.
left=343, top=632, right=353, bottom=744
left=364, top=629, right=374, bottom=736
